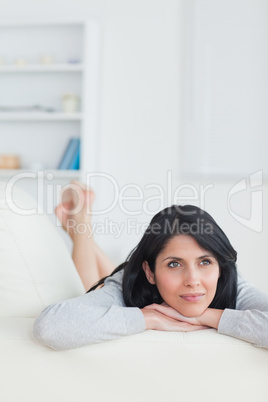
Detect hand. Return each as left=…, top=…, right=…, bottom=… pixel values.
left=143, top=303, right=200, bottom=325
left=143, top=303, right=223, bottom=330
left=141, top=305, right=208, bottom=332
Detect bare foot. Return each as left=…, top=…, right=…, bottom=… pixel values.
left=62, top=180, right=95, bottom=208
left=55, top=181, right=95, bottom=238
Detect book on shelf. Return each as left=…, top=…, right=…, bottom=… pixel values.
left=58, top=137, right=80, bottom=170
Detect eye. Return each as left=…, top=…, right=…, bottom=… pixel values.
left=200, top=259, right=211, bottom=266
left=168, top=261, right=181, bottom=268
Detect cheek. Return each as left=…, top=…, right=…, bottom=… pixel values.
left=155, top=272, right=178, bottom=294
left=205, top=270, right=220, bottom=293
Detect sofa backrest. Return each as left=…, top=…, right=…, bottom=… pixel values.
left=0, top=180, right=84, bottom=318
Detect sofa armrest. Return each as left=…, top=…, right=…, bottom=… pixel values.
left=0, top=181, right=84, bottom=317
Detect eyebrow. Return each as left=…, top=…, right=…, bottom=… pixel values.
left=162, top=254, right=214, bottom=262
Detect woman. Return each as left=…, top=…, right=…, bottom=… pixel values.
left=33, top=182, right=268, bottom=350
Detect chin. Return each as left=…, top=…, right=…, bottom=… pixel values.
left=178, top=305, right=207, bottom=318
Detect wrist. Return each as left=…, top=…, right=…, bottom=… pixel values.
left=141, top=308, right=155, bottom=330
left=197, top=308, right=224, bottom=329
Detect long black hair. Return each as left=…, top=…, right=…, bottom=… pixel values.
left=88, top=205, right=237, bottom=310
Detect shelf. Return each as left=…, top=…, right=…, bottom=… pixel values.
left=0, top=113, right=83, bottom=121
left=0, top=169, right=81, bottom=179
left=0, top=64, right=84, bottom=73
left=0, top=19, right=87, bottom=27
left=0, top=20, right=100, bottom=183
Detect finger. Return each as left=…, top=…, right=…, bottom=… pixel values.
left=143, top=304, right=160, bottom=310
left=184, top=324, right=209, bottom=332
left=144, top=304, right=180, bottom=321
left=187, top=325, right=208, bottom=331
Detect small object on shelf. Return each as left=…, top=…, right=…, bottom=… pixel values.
left=15, top=58, right=27, bottom=67
left=67, top=58, right=80, bottom=64
left=68, top=140, right=80, bottom=170
left=58, top=137, right=80, bottom=170
left=0, top=105, right=55, bottom=113
left=40, top=55, right=54, bottom=65
left=62, top=93, right=79, bottom=113
left=0, top=154, right=20, bottom=169
left=0, top=58, right=5, bottom=65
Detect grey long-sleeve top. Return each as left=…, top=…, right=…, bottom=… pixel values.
left=33, top=270, right=268, bottom=350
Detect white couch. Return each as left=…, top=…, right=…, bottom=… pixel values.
left=0, top=181, right=268, bottom=402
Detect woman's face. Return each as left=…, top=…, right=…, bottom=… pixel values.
left=143, top=235, right=220, bottom=317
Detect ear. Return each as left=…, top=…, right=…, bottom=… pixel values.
left=142, top=261, right=156, bottom=285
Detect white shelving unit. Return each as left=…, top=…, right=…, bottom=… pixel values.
left=0, top=20, right=100, bottom=180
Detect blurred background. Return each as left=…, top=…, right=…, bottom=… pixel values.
left=1, top=0, right=267, bottom=292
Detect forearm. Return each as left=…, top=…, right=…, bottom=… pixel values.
left=218, top=309, right=268, bottom=349
left=33, top=275, right=145, bottom=350
left=34, top=302, right=145, bottom=350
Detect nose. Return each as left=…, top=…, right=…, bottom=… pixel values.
left=183, top=266, right=200, bottom=288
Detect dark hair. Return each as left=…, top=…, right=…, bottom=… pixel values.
left=88, top=205, right=237, bottom=310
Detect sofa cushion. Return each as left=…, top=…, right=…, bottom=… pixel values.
left=0, top=180, right=84, bottom=318
left=0, top=320, right=268, bottom=402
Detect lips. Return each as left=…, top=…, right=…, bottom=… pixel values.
left=180, top=293, right=205, bottom=302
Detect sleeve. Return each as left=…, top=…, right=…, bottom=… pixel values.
left=33, top=271, right=146, bottom=350
left=218, top=273, right=268, bottom=349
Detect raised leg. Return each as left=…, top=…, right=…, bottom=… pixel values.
left=55, top=181, right=115, bottom=291
left=94, top=243, right=116, bottom=279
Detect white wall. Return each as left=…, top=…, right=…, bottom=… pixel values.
left=182, top=0, right=268, bottom=177
left=2, top=0, right=268, bottom=292
left=178, top=0, right=268, bottom=292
